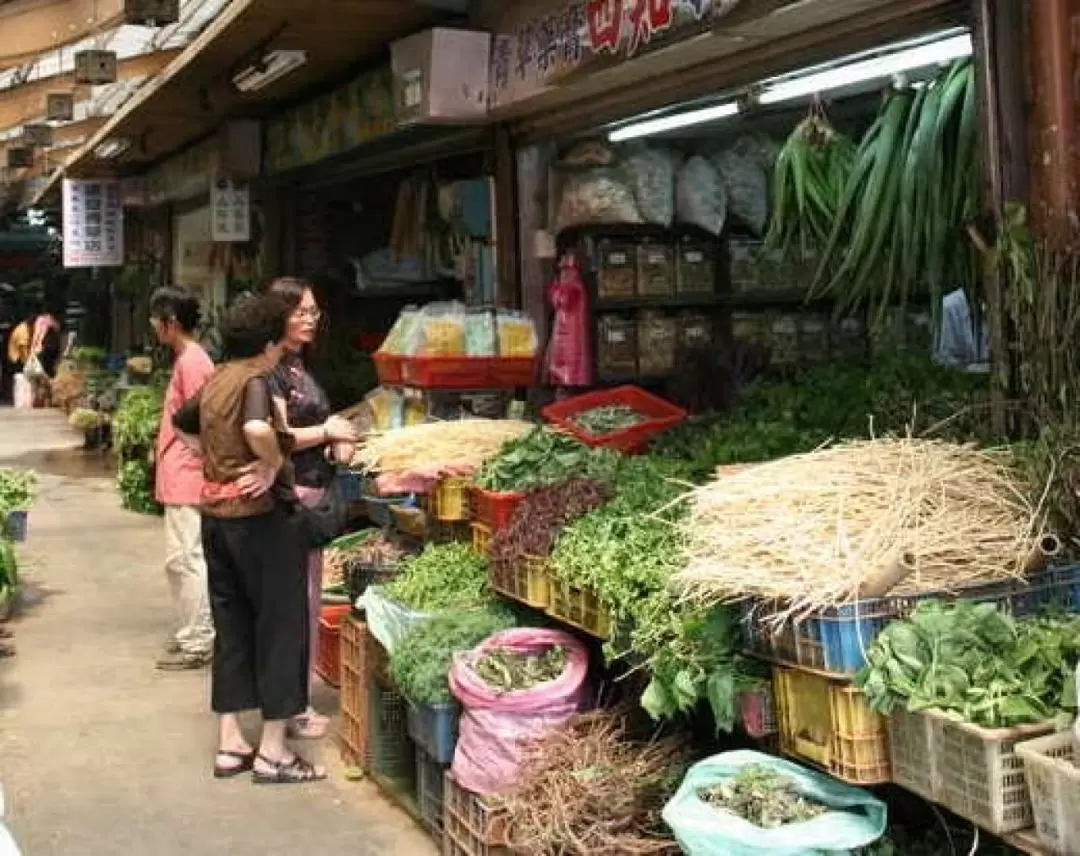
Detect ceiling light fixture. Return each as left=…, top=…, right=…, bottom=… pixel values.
left=757, top=32, right=973, bottom=105
left=94, top=138, right=131, bottom=159
left=232, top=50, right=307, bottom=94
left=608, top=101, right=740, bottom=143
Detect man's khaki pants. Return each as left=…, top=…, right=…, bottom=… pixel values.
left=164, top=505, right=214, bottom=655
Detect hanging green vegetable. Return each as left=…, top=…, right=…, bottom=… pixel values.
left=766, top=105, right=857, bottom=258
left=811, top=60, right=979, bottom=322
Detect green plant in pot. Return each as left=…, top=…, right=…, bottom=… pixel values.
left=0, top=468, right=37, bottom=541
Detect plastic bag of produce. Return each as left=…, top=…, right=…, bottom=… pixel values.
left=553, top=167, right=643, bottom=232
left=712, top=149, right=769, bottom=236
left=496, top=310, right=538, bottom=358
left=405, top=302, right=468, bottom=357
left=624, top=147, right=678, bottom=226
left=360, top=585, right=432, bottom=653
left=449, top=628, right=590, bottom=796
left=663, top=751, right=887, bottom=856
left=465, top=309, right=497, bottom=356
left=676, top=156, right=727, bottom=236
left=379, top=307, right=420, bottom=356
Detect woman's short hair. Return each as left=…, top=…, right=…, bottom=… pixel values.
left=149, top=286, right=202, bottom=333
left=222, top=294, right=290, bottom=359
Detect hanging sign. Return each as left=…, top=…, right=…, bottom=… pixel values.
left=211, top=178, right=250, bottom=243
left=490, top=0, right=743, bottom=108
left=62, top=178, right=123, bottom=268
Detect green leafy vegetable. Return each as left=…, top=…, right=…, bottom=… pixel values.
left=699, top=765, right=827, bottom=828
left=384, top=542, right=491, bottom=611
left=474, top=645, right=566, bottom=692
left=117, top=460, right=160, bottom=516
left=475, top=428, right=620, bottom=492
left=570, top=405, right=645, bottom=437
left=113, top=385, right=164, bottom=460
left=856, top=600, right=1080, bottom=727
left=0, top=469, right=36, bottom=514
left=390, top=606, right=515, bottom=705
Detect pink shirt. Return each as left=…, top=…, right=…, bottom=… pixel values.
left=155, top=342, right=214, bottom=506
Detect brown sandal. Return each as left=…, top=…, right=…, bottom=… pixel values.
left=252, top=753, right=326, bottom=785
left=213, top=750, right=256, bottom=779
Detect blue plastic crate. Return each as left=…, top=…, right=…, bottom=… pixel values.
left=407, top=702, right=459, bottom=765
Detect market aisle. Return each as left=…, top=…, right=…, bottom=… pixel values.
left=0, top=409, right=435, bottom=856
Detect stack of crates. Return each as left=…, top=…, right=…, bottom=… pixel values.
left=338, top=615, right=369, bottom=766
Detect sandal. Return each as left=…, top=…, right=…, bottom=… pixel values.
left=287, top=712, right=329, bottom=740
left=213, top=750, right=256, bottom=779
left=252, top=753, right=326, bottom=785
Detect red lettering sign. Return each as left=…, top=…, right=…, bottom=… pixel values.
left=627, top=0, right=674, bottom=55
left=586, top=0, right=623, bottom=54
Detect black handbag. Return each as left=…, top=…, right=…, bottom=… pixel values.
left=291, top=472, right=350, bottom=549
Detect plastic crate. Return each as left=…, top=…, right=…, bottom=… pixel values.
left=367, top=680, right=416, bottom=787
left=773, top=666, right=890, bottom=785
left=4, top=511, right=27, bottom=543
left=339, top=616, right=369, bottom=766
left=392, top=505, right=427, bottom=538
left=335, top=469, right=366, bottom=503
left=739, top=685, right=777, bottom=739
left=373, top=352, right=405, bottom=385
left=366, top=626, right=392, bottom=687
left=471, top=523, right=492, bottom=556
left=429, top=477, right=471, bottom=522
left=1016, top=730, right=1080, bottom=854
left=489, top=558, right=549, bottom=609
left=365, top=492, right=415, bottom=529
left=546, top=578, right=612, bottom=639
left=315, top=603, right=352, bottom=688
left=470, top=487, right=526, bottom=533
left=888, top=708, right=1055, bottom=834
left=417, top=747, right=447, bottom=842
left=428, top=520, right=470, bottom=544
left=442, top=772, right=510, bottom=856
left=347, top=558, right=400, bottom=606
left=541, top=385, right=686, bottom=454
left=403, top=356, right=537, bottom=389
left=408, top=702, right=459, bottom=765
left=743, top=565, right=1080, bottom=677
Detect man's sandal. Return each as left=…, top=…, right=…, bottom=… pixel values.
left=213, top=750, right=256, bottom=779
left=252, top=754, right=326, bottom=785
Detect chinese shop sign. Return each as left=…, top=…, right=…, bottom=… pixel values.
left=62, top=179, right=123, bottom=268
left=490, top=0, right=743, bottom=108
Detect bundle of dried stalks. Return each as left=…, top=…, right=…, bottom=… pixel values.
left=502, top=710, right=685, bottom=856
left=676, top=438, right=1051, bottom=613
left=351, top=419, right=532, bottom=475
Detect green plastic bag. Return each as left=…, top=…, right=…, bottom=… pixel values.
left=662, top=751, right=887, bottom=856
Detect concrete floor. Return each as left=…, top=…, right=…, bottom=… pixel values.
left=0, top=409, right=436, bottom=856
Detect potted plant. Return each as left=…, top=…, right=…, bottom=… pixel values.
left=0, top=469, right=36, bottom=542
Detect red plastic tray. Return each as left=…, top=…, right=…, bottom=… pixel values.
left=402, top=356, right=538, bottom=389
left=373, top=352, right=404, bottom=385
left=541, top=385, right=687, bottom=454
left=470, top=486, right=526, bottom=532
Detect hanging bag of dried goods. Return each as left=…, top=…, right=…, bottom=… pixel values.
left=449, top=628, right=590, bottom=796
left=553, top=167, right=643, bottom=232
left=662, top=751, right=887, bottom=856
left=676, top=156, right=728, bottom=236
left=546, top=253, right=593, bottom=387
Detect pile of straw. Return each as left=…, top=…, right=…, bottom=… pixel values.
left=351, top=419, right=532, bottom=476
left=676, top=438, right=1051, bottom=611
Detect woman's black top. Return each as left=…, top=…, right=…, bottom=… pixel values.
left=268, top=351, right=334, bottom=489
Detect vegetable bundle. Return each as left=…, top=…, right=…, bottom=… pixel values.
left=698, top=765, right=826, bottom=829
left=384, top=542, right=491, bottom=612
left=475, top=429, right=619, bottom=493
left=856, top=600, right=1080, bottom=727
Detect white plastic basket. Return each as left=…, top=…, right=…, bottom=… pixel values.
left=1016, top=731, right=1080, bottom=854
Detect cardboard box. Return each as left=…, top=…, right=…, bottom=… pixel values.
left=391, top=28, right=491, bottom=125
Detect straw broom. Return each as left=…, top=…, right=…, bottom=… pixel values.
left=676, top=438, right=1051, bottom=614
left=351, top=419, right=533, bottom=476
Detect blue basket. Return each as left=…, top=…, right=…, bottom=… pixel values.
left=407, top=702, right=459, bottom=765
left=4, top=511, right=27, bottom=543
left=742, top=564, right=1080, bottom=676
left=335, top=469, right=365, bottom=503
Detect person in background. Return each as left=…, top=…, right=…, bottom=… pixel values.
left=150, top=286, right=216, bottom=671
left=30, top=302, right=61, bottom=380
left=173, top=293, right=324, bottom=784
left=265, top=277, right=358, bottom=740
left=6, top=312, right=32, bottom=405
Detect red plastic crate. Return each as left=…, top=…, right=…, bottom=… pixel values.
left=373, top=352, right=404, bottom=385
left=541, top=385, right=687, bottom=454
left=470, top=486, right=526, bottom=532
left=402, top=356, right=539, bottom=389
left=315, top=603, right=353, bottom=688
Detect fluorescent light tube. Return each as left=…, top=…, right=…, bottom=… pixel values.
left=233, top=50, right=307, bottom=94
left=608, top=101, right=739, bottom=142
left=758, top=33, right=972, bottom=105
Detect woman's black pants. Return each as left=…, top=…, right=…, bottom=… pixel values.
left=202, top=508, right=308, bottom=721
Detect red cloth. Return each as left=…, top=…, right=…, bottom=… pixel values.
left=546, top=253, right=592, bottom=387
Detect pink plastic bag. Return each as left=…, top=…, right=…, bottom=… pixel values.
left=449, top=628, right=590, bottom=796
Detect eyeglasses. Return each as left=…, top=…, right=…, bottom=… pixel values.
left=295, top=308, right=322, bottom=322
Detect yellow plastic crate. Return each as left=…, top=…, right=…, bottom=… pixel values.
left=773, top=666, right=890, bottom=785
left=471, top=522, right=492, bottom=556
left=546, top=578, right=611, bottom=640
left=489, top=557, right=549, bottom=609
left=429, top=477, right=471, bottom=522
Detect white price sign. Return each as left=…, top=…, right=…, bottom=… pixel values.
left=211, top=179, right=251, bottom=243
left=62, top=179, right=123, bottom=268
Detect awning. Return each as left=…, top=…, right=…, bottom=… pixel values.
left=31, top=0, right=448, bottom=206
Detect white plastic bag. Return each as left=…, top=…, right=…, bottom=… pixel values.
left=677, top=157, right=727, bottom=236
left=712, top=149, right=769, bottom=236
left=12, top=375, right=31, bottom=409
left=359, top=586, right=431, bottom=653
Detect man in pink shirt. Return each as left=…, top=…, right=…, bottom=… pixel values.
left=150, top=287, right=216, bottom=670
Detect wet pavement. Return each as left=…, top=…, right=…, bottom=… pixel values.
left=0, top=408, right=435, bottom=856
